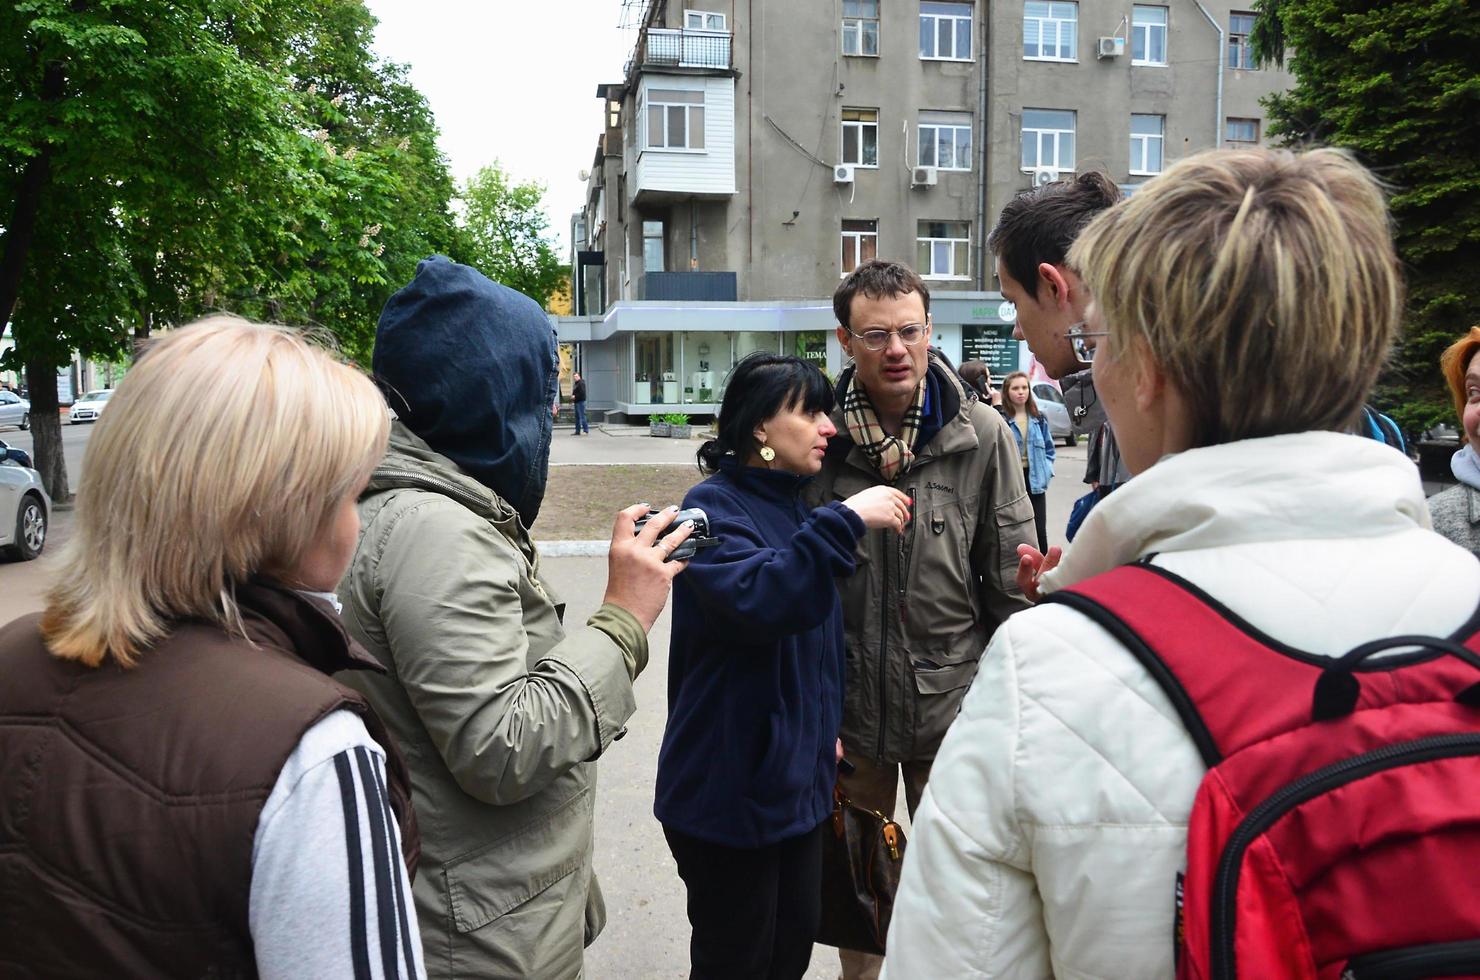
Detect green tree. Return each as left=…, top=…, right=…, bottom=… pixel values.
left=1254, top=0, right=1480, bottom=437
left=0, top=0, right=461, bottom=496
left=459, top=162, right=566, bottom=309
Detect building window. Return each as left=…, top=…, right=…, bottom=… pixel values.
left=1024, top=1, right=1077, bottom=61
left=1129, top=114, right=1164, bottom=175
left=842, top=108, right=880, bottom=167
left=918, top=111, right=973, bottom=170
left=1131, top=5, right=1167, bottom=65
left=1021, top=108, right=1075, bottom=173
left=1228, top=11, right=1257, bottom=69
left=643, top=221, right=665, bottom=272
left=841, top=219, right=879, bottom=275
left=920, top=2, right=973, bottom=61
left=917, top=220, right=971, bottom=279
left=1226, top=117, right=1259, bottom=148
left=646, top=89, right=705, bottom=150
left=843, top=0, right=880, bottom=56
left=684, top=10, right=727, bottom=31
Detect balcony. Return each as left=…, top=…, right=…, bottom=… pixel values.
left=634, top=27, right=732, bottom=72
left=640, top=271, right=737, bottom=302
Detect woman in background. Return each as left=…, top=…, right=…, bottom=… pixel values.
left=999, top=370, right=1055, bottom=553
left=1429, top=325, right=1480, bottom=553
left=655, top=353, right=909, bottom=980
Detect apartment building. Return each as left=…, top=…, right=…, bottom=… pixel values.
left=563, top=0, right=1288, bottom=420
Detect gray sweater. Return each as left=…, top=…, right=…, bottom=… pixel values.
left=1427, top=482, right=1480, bottom=557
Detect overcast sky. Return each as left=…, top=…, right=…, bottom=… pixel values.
left=364, top=0, right=635, bottom=254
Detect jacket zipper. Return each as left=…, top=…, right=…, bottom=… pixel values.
left=876, top=525, right=890, bottom=762
left=1211, top=733, right=1480, bottom=980
left=1341, top=939, right=1480, bottom=980
left=898, top=485, right=916, bottom=627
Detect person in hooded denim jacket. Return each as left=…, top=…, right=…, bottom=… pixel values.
left=1429, top=326, right=1480, bottom=555
left=336, top=257, right=692, bottom=979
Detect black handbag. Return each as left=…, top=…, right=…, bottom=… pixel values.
left=816, top=784, right=907, bottom=954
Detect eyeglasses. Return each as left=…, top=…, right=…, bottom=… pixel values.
left=847, top=322, right=928, bottom=352
left=1067, top=321, right=1111, bottom=364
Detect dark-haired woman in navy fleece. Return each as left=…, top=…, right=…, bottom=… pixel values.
left=656, top=353, right=911, bottom=980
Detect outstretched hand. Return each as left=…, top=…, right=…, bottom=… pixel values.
left=1016, top=543, right=1063, bottom=604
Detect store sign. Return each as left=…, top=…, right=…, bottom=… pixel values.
left=997, top=301, right=1017, bottom=322
left=961, top=324, right=1019, bottom=378
left=794, top=331, right=827, bottom=362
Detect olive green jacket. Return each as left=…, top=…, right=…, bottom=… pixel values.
left=337, top=423, right=645, bottom=979
left=808, top=355, right=1034, bottom=765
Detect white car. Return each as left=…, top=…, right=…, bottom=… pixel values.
left=0, top=389, right=27, bottom=430
left=0, top=439, right=49, bottom=561
left=69, top=388, right=114, bottom=423
left=1033, top=383, right=1078, bottom=447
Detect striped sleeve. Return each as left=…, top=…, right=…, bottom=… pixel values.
left=250, top=711, right=425, bottom=980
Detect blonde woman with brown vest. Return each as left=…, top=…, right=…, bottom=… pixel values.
left=0, top=317, right=425, bottom=978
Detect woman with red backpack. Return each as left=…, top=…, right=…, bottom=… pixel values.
left=883, top=148, right=1480, bottom=979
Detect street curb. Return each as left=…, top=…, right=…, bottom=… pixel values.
left=535, top=540, right=610, bottom=557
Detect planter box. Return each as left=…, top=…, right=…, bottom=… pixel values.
left=670, top=424, right=693, bottom=439
left=649, top=421, right=671, bottom=437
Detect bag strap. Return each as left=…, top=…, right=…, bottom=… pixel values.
left=1044, top=564, right=1480, bottom=766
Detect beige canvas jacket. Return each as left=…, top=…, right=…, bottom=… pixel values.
left=337, top=423, right=645, bottom=979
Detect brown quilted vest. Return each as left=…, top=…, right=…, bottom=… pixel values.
left=0, top=581, right=419, bottom=978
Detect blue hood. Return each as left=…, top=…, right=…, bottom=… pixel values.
left=372, top=256, right=557, bottom=527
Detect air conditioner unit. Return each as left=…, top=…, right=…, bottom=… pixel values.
left=1032, top=167, right=1060, bottom=188
left=911, top=166, right=938, bottom=188
left=833, top=164, right=856, bottom=184
left=1097, top=36, right=1126, bottom=58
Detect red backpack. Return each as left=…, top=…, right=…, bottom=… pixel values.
left=1048, top=562, right=1480, bottom=980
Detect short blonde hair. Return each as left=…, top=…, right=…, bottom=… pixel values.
left=1069, top=147, right=1404, bottom=446
left=41, top=316, right=390, bottom=667
left=1440, top=326, right=1480, bottom=427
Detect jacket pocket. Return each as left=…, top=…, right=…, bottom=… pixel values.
left=443, top=786, right=593, bottom=934
left=911, top=658, right=978, bottom=695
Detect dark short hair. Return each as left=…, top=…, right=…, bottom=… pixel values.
left=697, top=353, right=834, bottom=473
left=987, top=171, right=1121, bottom=299
left=958, top=360, right=992, bottom=398
left=832, top=259, right=930, bottom=331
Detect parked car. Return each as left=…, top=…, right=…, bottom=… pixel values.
left=68, top=388, right=113, bottom=423
left=0, top=439, right=49, bottom=561
left=0, top=389, right=28, bottom=430
left=1033, top=383, right=1077, bottom=447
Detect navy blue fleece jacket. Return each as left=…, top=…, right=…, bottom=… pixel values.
left=654, top=459, right=866, bottom=847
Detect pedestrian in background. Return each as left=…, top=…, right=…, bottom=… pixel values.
left=810, top=258, right=1032, bottom=980
left=999, top=370, right=1055, bottom=553
left=0, top=317, right=423, bottom=978
left=657, top=353, right=910, bottom=980
left=958, top=360, right=1000, bottom=407
left=884, top=147, right=1479, bottom=978
left=1429, top=325, right=1480, bottom=553
left=337, top=257, right=691, bottom=978
left=572, top=370, right=590, bottom=434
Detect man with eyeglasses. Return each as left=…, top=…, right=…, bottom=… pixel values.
left=988, top=171, right=1131, bottom=501
left=811, top=258, right=1033, bottom=980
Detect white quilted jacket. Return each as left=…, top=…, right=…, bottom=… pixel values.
left=881, top=432, right=1480, bottom=980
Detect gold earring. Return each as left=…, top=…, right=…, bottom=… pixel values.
left=759, top=446, right=776, bottom=462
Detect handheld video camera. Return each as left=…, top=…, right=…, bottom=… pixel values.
left=635, top=507, right=719, bottom=562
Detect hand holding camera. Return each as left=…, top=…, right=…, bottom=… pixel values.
left=603, top=504, right=698, bottom=633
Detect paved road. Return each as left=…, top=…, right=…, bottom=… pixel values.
left=0, top=431, right=1086, bottom=978
left=1, top=418, right=96, bottom=487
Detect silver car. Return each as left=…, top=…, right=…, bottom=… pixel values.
left=0, top=389, right=28, bottom=430
left=1033, top=383, right=1077, bottom=447
left=0, top=439, right=49, bottom=561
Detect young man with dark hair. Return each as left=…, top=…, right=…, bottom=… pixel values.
left=989, top=171, right=1131, bottom=497
left=812, top=258, right=1034, bottom=980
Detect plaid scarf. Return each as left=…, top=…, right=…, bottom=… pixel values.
left=844, top=371, right=928, bottom=481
